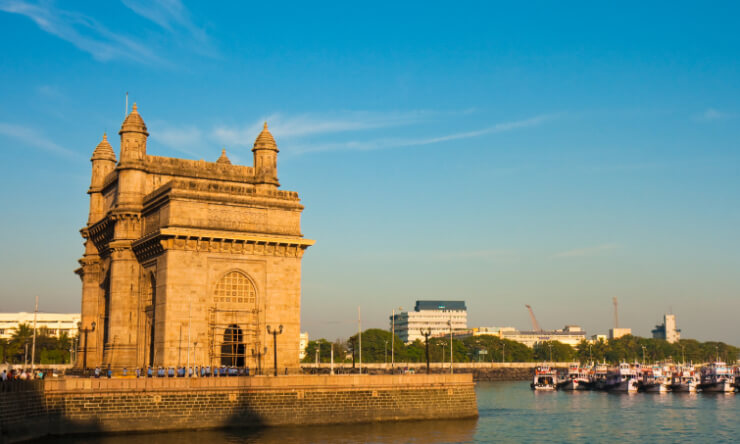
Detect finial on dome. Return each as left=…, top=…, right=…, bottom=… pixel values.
left=132, top=103, right=138, bottom=112
left=264, top=122, right=268, bottom=130
left=102, top=132, right=107, bottom=141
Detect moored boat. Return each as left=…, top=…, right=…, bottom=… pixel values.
left=640, top=365, right=671, bottom=393
left=606, top=363, right=639, bottom=393
left=558, top=364, right=590, bottom=390
left=669, top=364, right=699, bottom=393
left=590, top=362, right=609, bottom=391
left=700, top=361, right=735, bottom=393
left=531, top=365, right=557, bottom=391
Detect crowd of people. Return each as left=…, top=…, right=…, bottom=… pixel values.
left=87, top=365, right=286, bottom=378
left=1, top=368, right=48, bottom=381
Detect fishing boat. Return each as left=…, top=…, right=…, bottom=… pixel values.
left=669, top=364, right=699, bottom=393
left=531, top=365, right=557, bottom=391
left=700, top=361, right=735, bottom=393
left=606, top=363, right=639, bottom=392
left=639, top=365, right=671, bottom=393
left=590, top=362, right=609, bottom=391
left=558, top=364, right=590, bottom=390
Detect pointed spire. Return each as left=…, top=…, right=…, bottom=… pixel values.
left=91, top=132, right=116, bottom=161
left=217, top=148, right=231, bottom=164
left=252, top=121, right=278, bottom=152
left=119, top=101, right=148, bottom=136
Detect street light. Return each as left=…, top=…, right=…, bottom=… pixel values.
left=641, top=346, right=647, bottom=364
left=420, top=328, right=432, bottom=374
left=266, top=325, right=283, bottom=377
left=548, top=343, right=553, bottom=363
left=384, top=340, right=388, bottom=365
left=502, top=342, right=506, bottom=363
left=589, top=344, right=593, bottom=363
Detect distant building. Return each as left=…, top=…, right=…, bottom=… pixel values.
left=652, top=314, right=680, bottom=343
left=609, top=327, right=632, bottom=340
left=457, top=325, right=586, bottom=348
left=0, top=312, right=80, bottom=340
left=500, top=325, right=586, bottom=348
left=590, top=334, right=608, bottom=343
left=390, top=301, right=467, bottom=343
left=299, top=332, right=309, bottom=360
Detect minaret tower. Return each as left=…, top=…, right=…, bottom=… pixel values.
left=88, top=133, right=117, bottom=224
left=252, top=122, right=279, bottom=191
left=76, top=133, right=117, bottom=370
left=104, top=103, right=149, bottom=369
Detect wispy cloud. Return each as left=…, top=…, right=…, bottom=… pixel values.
left=0, top=122, right=83, bottom=159
left=122, top=0, right=217, bottom=57
left=287, top=113, right=556, bottom=154
left=694, top=108, right=736, bottom=122
left=553, top=243, right=619, bottom=258
left=0, top=0, right=162, bottom=64
left=153, top=110, right=555, bottom=158
left=212, top=110, right=434, bottom=148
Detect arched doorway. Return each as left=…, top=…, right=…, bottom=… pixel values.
left=221, top=324, right=245, bottom=367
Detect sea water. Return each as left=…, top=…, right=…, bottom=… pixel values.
left=43, top=381, right=739, bottom=443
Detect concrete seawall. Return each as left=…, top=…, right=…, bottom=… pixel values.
left=0, top=374, right=477, bottom=443
left=302, top=362, right=573, bottom=381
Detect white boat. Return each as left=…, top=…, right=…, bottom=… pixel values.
left=669, top=364, right=700, bottom=393
left=558, top=364, right=590, bottom=390
left=531, top=365, right=557, bottom=391
left=606, top=363, right=639, bottom=392
left=700, top=361, right=735, bottom=393
left=640, top=365, right=671, bottom=393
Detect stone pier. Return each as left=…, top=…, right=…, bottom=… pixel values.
left=0, top=374, right=477, bottom=443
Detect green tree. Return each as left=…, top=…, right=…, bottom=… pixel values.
left=533, top=341, right=575, bottom=362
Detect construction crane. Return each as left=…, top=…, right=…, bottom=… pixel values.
left=613, top=297, right=619, bottom=329
left=525, top=304, right=542, bottom=332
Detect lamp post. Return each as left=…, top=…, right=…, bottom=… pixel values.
left=384, top=340, right=388, bottom=365
left=641, top=346, right=647, bottom=364
left=79, top=321, right=96, bottom=373
left=420, top=328, right=432, bottom=374
left=448, top=318, right=453, bottom=375
left=589, top=344, right=593, bottom=363
left=548, top=343, right=553, bottom=363
left=266, top=325, right=283, bottom=377
left=502, top=342, right=506, bottom=363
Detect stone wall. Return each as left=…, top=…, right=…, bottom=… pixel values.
left=0, top=374, right=476, bottom=443
left=302, top=362, right=572, bottom=381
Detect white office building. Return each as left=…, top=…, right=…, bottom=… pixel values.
left=652, top=313, right=680, bottom=343
left=390, top=301, right=467, bottom=343
left=0, top=312, right=80, bottom=339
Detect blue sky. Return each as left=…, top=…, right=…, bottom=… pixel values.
left=0, top=1, right=738, bottom=343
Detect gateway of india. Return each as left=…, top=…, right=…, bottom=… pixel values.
left=75, top=104, right=313, bottom=373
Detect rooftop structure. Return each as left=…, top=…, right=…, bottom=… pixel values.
left=500, top=325, right=586, bottom=348
left=0, top=312, right=80, bottom=339
left=609, top=327, right=632, bottom=340
left=390, top=300, right=467, bottom=343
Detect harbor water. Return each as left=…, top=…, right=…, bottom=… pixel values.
left=41, top=381, right=739, bottom=443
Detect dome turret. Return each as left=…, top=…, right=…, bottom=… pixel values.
left=91, top=133, right=117, bottom=162
left=119, top=103, right=148, bottom=136
left=252, top=122, right=279, bottom=152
